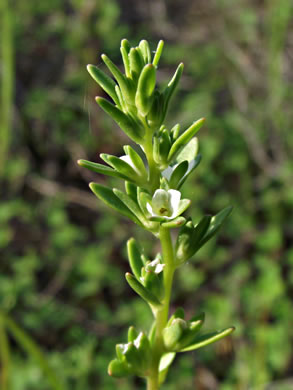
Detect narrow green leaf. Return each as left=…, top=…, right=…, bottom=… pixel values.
left=114, top=85, right=126, bottom=111
left=120, top=46, right=131, bottom=77
left=152, top=40, right=164, bottom=67
left=149, top=215, right=167, bottom=223
left=77, top=159, right=127, bottom=179
left=147, top=90, right=164, bottom=129
left=89, top=182, right=141, bottom=225
left=175, top=219, right=194, bottom=264
left=128, top=326, right=139, bottom=342
left=162, top=63, right=184, bottom=118
left=175, top=215, right=211, bottom=263
left=170, top=124, right=180, bottom=142
left=153, top=136, right=162, bottom=165
left=176, top=137, right=199, bottom=164
left=113, top=188, right=147, bottom=222
left=160, top=129, right=171, bottom=162
left=199, top=206, right=233, bottom=248
left=125, top=273, right=162, bottom=307
left=180, top=327, right=235, bottom=352
left=125, top=181, right=138, bottom=202
left=101, top=153, right=138, bottom=180
left=188, top=215, right=212, bottom=256
left=87, top=64, right=119, bottom=105
left=177, top=155, right=202, bottom=189
left=139, top=40, right=151, bottom=64
left=159, top=352, right=176, bottom=372
left=153, top=129, right=171, bottom=166
left=96, top=97, right=144, bottom=142
left=137, top=189, right=152, bottom=216
left=101, top=54, right=134, bottom=103
left=169, top=161, right=188, bottom=189
left=192, top=216, right=212, bottom=243
left=135, top=64, right=156, bottom=116
left=123, top=145, right=148, bottom=179
left=121, top=38, right=131, bottom=54
left=129, top=47, right=144, bottom=79
left=127, top=238, right=144, bottom=280
left=161, top=216, right=186, bottom=229
left=168, top=118, right=205, bottom=162
left=158, top=352, right=176, bottom=385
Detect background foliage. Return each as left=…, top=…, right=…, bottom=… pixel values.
left=1, top=0, right=293, bottom=389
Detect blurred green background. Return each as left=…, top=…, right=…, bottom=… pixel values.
left=1, top=0, right=293, bottom=389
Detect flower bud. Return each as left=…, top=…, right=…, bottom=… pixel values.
left=163, top=318, right=187, bottom=350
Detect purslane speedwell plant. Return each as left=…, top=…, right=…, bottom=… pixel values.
left=78, top=39, right=235, bottom=390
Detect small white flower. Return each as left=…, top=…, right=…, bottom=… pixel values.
left=133, top=332, right=143, bottom=349
left=140, top=256, right=165, bottom=284
left=147, top=257, right=165, bottom=274
left=146, top=189, right=183, bottom=221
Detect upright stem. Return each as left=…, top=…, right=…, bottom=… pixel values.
left=143, top=123, right=175, bottom=389
left=143, top=132, right=161, bottom=193
left=147, top=227, right=175, bottom=389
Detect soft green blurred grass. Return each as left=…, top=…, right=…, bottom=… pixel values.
left=1, top=0, right=293, bottom=389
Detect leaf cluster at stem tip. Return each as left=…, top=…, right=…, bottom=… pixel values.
left=78, top=38, right=235, bottom=388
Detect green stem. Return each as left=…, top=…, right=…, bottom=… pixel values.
left=0, top=313, right=10, bottom=390
left=147, top=372, right=159, bottom=390
left=147, top=226, right=175, bottom=389
left=143, top=132, right=161, bottom=193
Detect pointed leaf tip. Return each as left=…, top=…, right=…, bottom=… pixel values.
left=180, top=326, right=235, bottom=352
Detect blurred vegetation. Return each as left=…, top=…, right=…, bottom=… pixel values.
left=0, top=0, right=293, bottom=389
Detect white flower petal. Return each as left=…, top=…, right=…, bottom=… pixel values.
left=147, top=188, right=184, bottom=220
left=154, top=263, right=165, bottom=273
left=153, top=189, right=167, bottom=200
left=147, top=258, right=165, bottom=274
left=168, top=189, right=181, bottom=216
left=146, top=202, right=154, bottom=215
left=149, top=258, right=159, bottom=267
left=134, top=333, right=143, bottom=349
left=152, top=189, right=172, bottom=217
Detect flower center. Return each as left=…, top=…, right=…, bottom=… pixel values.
left=159, top=207, right=169, bottom=215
